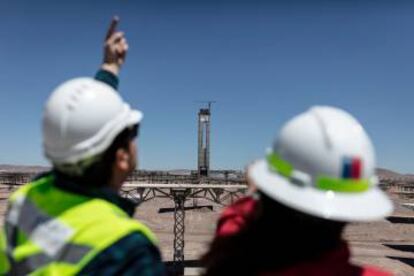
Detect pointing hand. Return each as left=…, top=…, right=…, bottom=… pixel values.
left=101, top=16, right=129, bottom=76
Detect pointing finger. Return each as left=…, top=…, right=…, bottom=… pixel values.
left=105, top=16, right=119, bottom=40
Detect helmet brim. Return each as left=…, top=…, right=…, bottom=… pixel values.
left=128, top=109, right=143, bottom=126
left=249, top=160, right=393, bottom=222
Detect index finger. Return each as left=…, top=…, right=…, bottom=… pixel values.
left=105, top=16, right=119, bottom=40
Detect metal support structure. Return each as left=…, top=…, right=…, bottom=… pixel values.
left=121, top=183, right=247, bottom=206
left=121, top=183, right=248, bottom=275
left=172, top=189, right=190, bottom=276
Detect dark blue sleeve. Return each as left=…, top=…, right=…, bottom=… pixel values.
left=94, top=70, right=119, bottom=90
left=78, top=232, right=167, bottom=276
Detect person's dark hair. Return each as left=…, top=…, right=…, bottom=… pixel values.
left=55, top=125, right=138, bottom=187
left=201, top=192, right=346, bottom=275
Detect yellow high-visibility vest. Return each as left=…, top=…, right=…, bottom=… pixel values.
left=0, top=175, right=156, bottom=275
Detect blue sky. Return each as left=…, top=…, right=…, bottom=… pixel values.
left=0, top=0, right=413, bottom=173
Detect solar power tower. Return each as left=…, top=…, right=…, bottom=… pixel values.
left=197, top=102, right=214, bottom=176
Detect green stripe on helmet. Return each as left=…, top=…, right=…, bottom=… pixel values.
left=267, top=153, right=293, bottom=177
left=267, top=152, right=370, bottom=193
left=316, top=177, right=370, bottom=193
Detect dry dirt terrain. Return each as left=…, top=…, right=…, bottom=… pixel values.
left=1, top=186, right=413, bottom=275
left=135, top=196, right=414, bottom=275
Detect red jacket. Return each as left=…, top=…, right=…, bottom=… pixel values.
left=216, top=196, right=391, bottom=276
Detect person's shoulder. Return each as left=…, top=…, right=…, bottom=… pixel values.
left=216, top=195, right=258, bottom=237
left=31, top=171, right=53, bottom=182
left=361, top=266, right=393, bottom=276
left=74, top=199, right=157, bottom=245
left=99, top=231, right=158, bottom=257
left=79, top=232, right=166, bottom=275
left=8, top=172, right=53, bottom=202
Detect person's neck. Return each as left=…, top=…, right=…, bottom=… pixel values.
left=108, top=173, right=126, bottom=191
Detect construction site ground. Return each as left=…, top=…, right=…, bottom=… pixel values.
left=135, top=195, right=414, bottom=276
left=1, top=189, right=413, bottom=275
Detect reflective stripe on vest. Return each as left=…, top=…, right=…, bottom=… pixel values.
left=4, top=175, right=157, bottom=275
left=0, top=228, right=10, bottom=274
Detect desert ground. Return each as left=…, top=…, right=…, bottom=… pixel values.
left=130, top=193, right=414, bottom=275
left=1, top=185, right=413, bottom=275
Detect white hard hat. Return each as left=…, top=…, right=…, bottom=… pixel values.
left=249, top=106, right=393, bottom=222
left=43, top=77, right=143, bottom=166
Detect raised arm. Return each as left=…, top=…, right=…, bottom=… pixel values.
left=95, top=16, right=129, bottom=89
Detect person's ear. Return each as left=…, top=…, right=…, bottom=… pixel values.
left=115, top=148, right=130, bottom=172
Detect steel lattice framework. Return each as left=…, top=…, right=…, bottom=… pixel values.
left=120, top=183, right=247, bottom=206
left=120, top=183, right=247, bottom=275
left=171, top=189, right=190, bottom=275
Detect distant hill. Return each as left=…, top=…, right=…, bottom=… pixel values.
left=0, top=164, right=49, bottom=173
left=376, top=168, right=401, bottom=178
left=376, top=168, right=414, bottom=183
left=0, top=164, right=412, bottom=182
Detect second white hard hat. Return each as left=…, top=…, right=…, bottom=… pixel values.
left=43, top=77, right=143, bottom=166
left=249, top=106, right=393, bottom=222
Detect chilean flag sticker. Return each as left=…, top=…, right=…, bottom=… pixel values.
left=342, top=157, right=362, bottom=179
